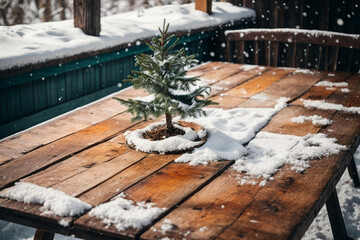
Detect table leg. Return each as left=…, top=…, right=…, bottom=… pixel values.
left=325, top=190, right=353, bottom=240
left=34, top=229, right=55, bottom=240
left=347, top=156, right=360, bottom=187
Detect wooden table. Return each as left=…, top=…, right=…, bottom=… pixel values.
left=0, top=62, right=359, bottom=240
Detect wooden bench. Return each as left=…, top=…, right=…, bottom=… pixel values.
left=225, top=28, right=360, bottom=72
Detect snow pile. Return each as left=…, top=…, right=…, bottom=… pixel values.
left=294, top=69, right=315, bottom=75
left=0, top=3, right=255, bottom=71
left=239, top=65, right=260, bottom=71
left=314, top=81, right=348, bottom=87
left=125, top=122, right=205, bottom=153
left=233, top=132, right=347, bottom=185
left=291, top=115, right=333, bottom=125
left=0, top=182, right=91, bottom=217
left=175, top=98, right=289, bottom=165
left=341, top=88, right=350, bottom=93
left=301, top=99, right=360, bottom=114
left=89, top=193, right=165, bottom=231
left=160, top=219, right=174, bottom=234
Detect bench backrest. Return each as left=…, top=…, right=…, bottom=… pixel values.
left=225, top=28, right=360, bottom=72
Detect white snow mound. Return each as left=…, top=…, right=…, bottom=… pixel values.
left=89, top=192, right=165, bottom=231
left=233, top=132, right=347, bottom=185
left=0, top=182, right=91, bottom=217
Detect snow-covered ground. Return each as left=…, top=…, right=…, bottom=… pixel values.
left=0, top=146, right=359, bottom=240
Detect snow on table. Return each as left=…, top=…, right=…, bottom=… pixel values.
left=89, top=192, right=165, bottom=231
left=0, top=182, right=91, bottom=226
left=0, top=2, right=255, bottom=71
left=233, top=132, right=346, bottom=186
left=301, top=99, right=360, bottom=114
left=175, top=98, right=289, bottom=165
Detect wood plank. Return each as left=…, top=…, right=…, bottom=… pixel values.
left=291, top=86, right=338, bottom=105
left=0, top=145, right=23, bottom=160
left=74, top=160, right=232, bottom=239
left=186, top=62, right=226, bottom=77
left=208, top=95, right=247, bottom=109
left=0, top=155, right=12, bottom=165
left=250, top=71, right=327, bottom=102
left=0, top=112, right=139, bottom=189
left=261, top=105, right=335, bottom=136
left=208, top=65, right=271, bottom=96
left=216, top=110, right=360, bottom=240
left=77, top=154, right=179, bottom=206
left=225, top=68, right=294, bottom=98
left=237, top=98, right=280, bottom=108
left=291, top=71, right=352, bottom=105
left=141, top=169, right=262, bottom=240
left=50, top=150, right=147, bottom=197
left=22, top=142, right=129, bottom=187
left=325, top=74, right=360, bottom=106
left=198, top=63, right=243, bottom=82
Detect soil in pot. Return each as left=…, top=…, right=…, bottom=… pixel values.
left=143, top=125, right=185, bottom=141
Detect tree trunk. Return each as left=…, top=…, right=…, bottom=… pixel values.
left=41, top=0, right=52, bottom=22
left=74, top=0, right=101, bottom=36
left=0, top=0, right=11, bottom=26
left=165, top=113, right=173, bottom=130
left=12, top=0, right=24, bottom=25
left=59, top=0, right=66, bottom=20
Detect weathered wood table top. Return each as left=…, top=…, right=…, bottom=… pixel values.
left=0, top=62, right=359, bottom=240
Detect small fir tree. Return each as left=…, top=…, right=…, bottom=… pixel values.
left=114, top=20, right=217, bottom=130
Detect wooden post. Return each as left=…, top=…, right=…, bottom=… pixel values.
left=195, top=0, right=212, bottom=15
left=34, top=230, right=55, bottom=240
left=74, top=0, right=101, bottom=36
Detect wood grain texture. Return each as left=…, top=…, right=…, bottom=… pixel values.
left=51, top=150, right=147, bottom=197
left=22, top=142, right=129, bottom=187
left=195, top=0, right=212, bottom=14
left=141, top=169, right=262, bottom=240
left=216, top=111, right=360, bottom=240
left=74, top=161, right=232, bottom=239
left=291, top=71, right=352, bottom=106
left=250, top=71, right=327, bottom=102
left=225, top=68, right=293, bottom=98
left=0, top=112, right=139, bottom=189
left=261, top=105, right=335, bottom=136
left=73, top=0, right=100, bottom=36
left=77, top=154, right=179, bottom=206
